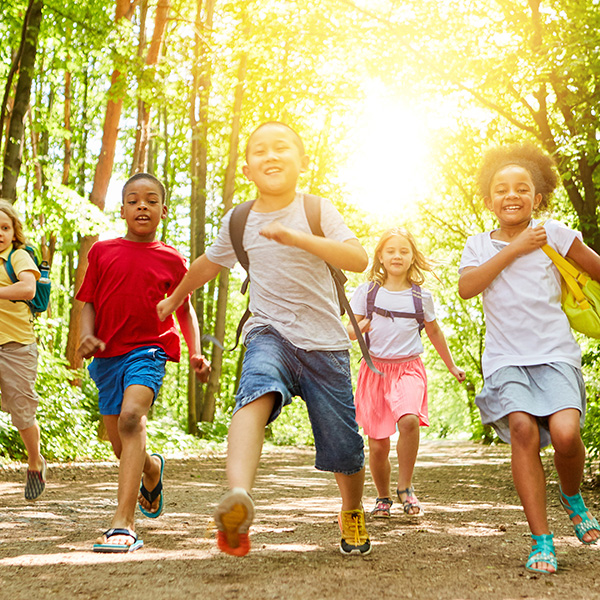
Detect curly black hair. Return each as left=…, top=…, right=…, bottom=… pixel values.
left=478, top=143, right=559, bottom=210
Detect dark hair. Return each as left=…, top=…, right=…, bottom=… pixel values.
left=245, top=121, right=305, bottom=159
left=478, top=142, right=559, bottom=210
left=122, top=173, right=166, bottom=204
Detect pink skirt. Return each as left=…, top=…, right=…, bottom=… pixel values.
left=355, top=356, right=428, bottom=440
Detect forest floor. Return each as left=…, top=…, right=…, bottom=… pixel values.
left=1, top=439, right=600, bottom=600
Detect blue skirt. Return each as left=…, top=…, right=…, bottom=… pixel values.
left=476, top=362, right=586, bottom=448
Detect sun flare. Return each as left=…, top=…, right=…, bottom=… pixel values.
left=339, top=82, right=432, bottom=221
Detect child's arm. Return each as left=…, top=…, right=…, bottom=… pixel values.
left=346, top=315, right=371, bottom=340
left=0, top=269, right=36, bottom=301
left=458, top=225, right=547, bottom=299
left=566, top=238, right=600, bottom=282
left=78, top=302, right=106, bottom=358
left=424, top=320, right=466, bottom=383
left=259, top=222, right=368, bottom=273
left=157, top=254, right=222, bottom=321
left=175, top=299, right=211, bottom=383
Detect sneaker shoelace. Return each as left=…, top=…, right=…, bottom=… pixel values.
left=345, top=513, right=363, bottom=546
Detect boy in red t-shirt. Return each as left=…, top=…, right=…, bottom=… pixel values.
left=76, top=173, right=210, bottom=552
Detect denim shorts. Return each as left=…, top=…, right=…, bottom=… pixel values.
left=88, top=346, right=168, bottom=416
left=236, top=325, right=364, bottom=474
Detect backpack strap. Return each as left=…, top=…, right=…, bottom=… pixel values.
left=411, top=284, right=425, bottom=333
left=229, top=200, right=256, bottom=350
left=4, top=248, right=18, bottom=283
left=366, top=282, right=425, bottom=345
left=303, top=194, right=382, bottom=375
left=364, top=282, right=380, bottom=348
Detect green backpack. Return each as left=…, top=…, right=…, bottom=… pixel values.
left=4, top=245, right=51, bottom=314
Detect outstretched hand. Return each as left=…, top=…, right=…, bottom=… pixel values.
left=259, top=221, right=299, bottom=247
left=190, top=354, right=211, bottom=382
left=78, top=334, right=106, bottom=359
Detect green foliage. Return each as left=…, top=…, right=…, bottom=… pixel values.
left=0, top=332, right=110, bottom=461
left=269, top=399, right=315, bottom=447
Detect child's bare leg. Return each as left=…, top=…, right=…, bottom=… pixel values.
left=396, top=414, right=420, bottom=491
left=508, top=411, right=554, bottom=573
left=226, top=393, right=276, bottom=490
left=97, top=384, right=154, bottom=546
left=549, top=408, right=599, bottom=544
left=19, top=421, right=42, bottom=470
left=335, top=467, right=365, bottom=511
left=368, top=437, right=391, bottom=499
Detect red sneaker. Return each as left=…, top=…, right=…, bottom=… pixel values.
left=214, top=488, right=254, bottom=556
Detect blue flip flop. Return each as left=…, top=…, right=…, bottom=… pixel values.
left=139, top=453, right=165, bottom=518
left=93, top=528, right=144, bottom=553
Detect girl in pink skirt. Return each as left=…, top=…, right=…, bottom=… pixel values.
left=348, top=227, right=465, bottom=518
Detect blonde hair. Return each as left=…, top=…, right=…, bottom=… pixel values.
left=0, top=199, right=26, bottom=249
left=368, top=227, right=434, bottom=286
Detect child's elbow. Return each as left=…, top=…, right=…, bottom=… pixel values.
left=23, top=285, right=36, bottom=300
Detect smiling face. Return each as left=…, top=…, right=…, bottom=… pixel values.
left=242, top=123, right=309, bottom=202
left=378, top=234, right=414, bottom=281
left=0, top=210, right=15, bottom=254
left=485, top=164, right=542, bottom=230
left=120, top=177, right=167, bottom=242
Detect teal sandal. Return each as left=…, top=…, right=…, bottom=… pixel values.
left=525, top=533, right=557, bottom=574
left=559, top=486, right=600, bottom=545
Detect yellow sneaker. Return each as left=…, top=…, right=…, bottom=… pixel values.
left=338, top=507, right=371, bottom=555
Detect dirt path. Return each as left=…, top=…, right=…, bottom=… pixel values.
left=0, top=440, right=599, bottom=599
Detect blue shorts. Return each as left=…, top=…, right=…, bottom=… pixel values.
left=236, top=325, right=364, bottom=474
left=88, top=346, right=169, bottom=416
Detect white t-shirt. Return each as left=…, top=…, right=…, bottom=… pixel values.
left=206, top=193, right=356, bottom=351
left=349, top=281, right=436, bottom=360
left=459, top=218, right=582, bottom=378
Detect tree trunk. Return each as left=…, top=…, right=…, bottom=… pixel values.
left=187, top=0, right=215, bottom=434
left=65, top=0, right=137, bottom=370
left=201, top=52, right=248, bottom=423
left=1, top=0, right=43, bottom=201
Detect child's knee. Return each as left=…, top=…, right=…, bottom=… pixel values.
left=552, top=429, right=583, bottom=457
left=509, top=414, right=538, bottom=447
left=118, top=409, right=145, bottom=435
left=397, top=414, right=419, bottom=435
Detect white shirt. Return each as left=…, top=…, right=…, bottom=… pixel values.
left=349, top=282, right=436, bottom=359
left=459, top=219, right=581, bottom=378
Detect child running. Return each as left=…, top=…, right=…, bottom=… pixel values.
left=157, top=121, right=372, bottom=557
left=348, top=227, right=465, bottom=518
left=458, top=143, right=600, bottom=573
left=77, top=173, right=210, bottom=553
left=0, top=200, right=45, bottom=500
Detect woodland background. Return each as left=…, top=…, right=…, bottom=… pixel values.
left=1, top=0, right=600, bottom=476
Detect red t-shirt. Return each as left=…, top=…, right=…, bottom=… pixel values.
left=76, top=238, right=188, bottom=360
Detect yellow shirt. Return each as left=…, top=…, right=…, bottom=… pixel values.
left=0, top=246, right=40, bottom=345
